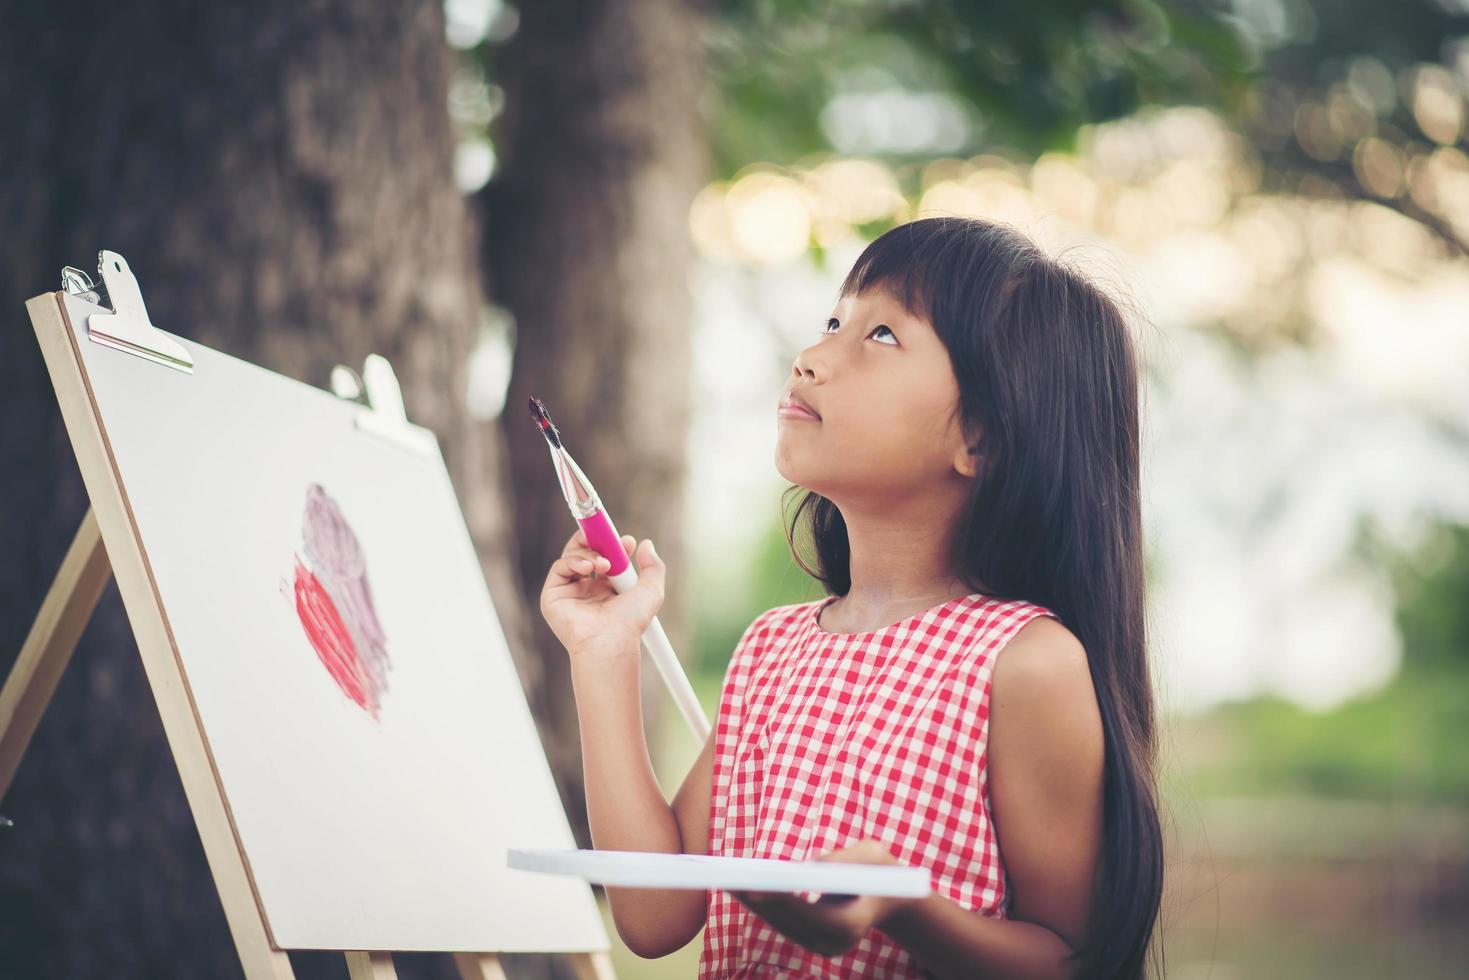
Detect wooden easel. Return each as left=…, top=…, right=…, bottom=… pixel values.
left=0, top=267, right=617, bottom=980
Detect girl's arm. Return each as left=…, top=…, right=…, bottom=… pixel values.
left=570, top=642, right=715, bottom=958
left=540, top=529, right=712, bottom=958
left=879, top=616, right=1105, bottom=979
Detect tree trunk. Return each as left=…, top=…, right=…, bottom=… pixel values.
left=483, top=0, right=711, bottom=845
left=0, top=1, right=541, bottom=976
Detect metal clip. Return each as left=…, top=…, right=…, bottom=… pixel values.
left=80, top=251, right=195, bottom=374
left=61, top=266, right=104, bottom=305
left=337, top=353, right=438, bottom=456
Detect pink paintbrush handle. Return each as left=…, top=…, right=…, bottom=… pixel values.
left=577, top=510, right=631, bottom=576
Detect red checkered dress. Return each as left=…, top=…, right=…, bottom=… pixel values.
left=699, top=592, right=1060, bottom=978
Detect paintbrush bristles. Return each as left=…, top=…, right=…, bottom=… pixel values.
left=527, top=396, right=563, bottom=448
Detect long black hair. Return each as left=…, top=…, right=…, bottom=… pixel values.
left=783, top=216, right=1164, bottom=979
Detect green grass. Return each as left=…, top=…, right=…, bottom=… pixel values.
left=1171, top=667, right=1469, bottom=804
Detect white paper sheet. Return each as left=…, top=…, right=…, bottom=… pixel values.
left=507, top=848, right=934, bottom=898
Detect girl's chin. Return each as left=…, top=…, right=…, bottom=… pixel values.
left=774, top=459, right=826, bottom=492
left=774, top=457, right=807, bottom=485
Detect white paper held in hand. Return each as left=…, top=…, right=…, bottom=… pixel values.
left=506, top=847, right=933, bottom=899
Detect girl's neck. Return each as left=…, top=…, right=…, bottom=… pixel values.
left=820, top=584, right=976, bottom=635
left=826, top=497, right=985, bottom=632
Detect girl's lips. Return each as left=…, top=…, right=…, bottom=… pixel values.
left=778, top=403, right=821, bottom=421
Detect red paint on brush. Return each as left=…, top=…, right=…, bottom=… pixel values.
left=527, top=396, right=561, bottom=447
left=286, top=483, right=391, bottom=719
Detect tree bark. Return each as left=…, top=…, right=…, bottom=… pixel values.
left=483, top=0, right=711, bottom=847
left=0, top=1, right=536, bottom=977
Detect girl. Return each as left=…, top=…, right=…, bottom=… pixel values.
left=540, top=216, right=1164, bottom=979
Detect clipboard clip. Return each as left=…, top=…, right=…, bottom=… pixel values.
left=61, top=250, right=195, bottom=374
left=332, top=353, right=438, bottom=457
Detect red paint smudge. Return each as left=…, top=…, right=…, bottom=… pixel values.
left=292, top=556, right=375, bottom=716
left=287, top=483, right=391, bottom=719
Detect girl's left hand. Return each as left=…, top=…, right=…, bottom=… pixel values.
left=729, top=840, right=918, bottom=957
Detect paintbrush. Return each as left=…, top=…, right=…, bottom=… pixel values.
left=528, top=397, right=710, bottom=742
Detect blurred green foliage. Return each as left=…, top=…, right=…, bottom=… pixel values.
left=705, top=0, right=1255, bottom=173
left=689, top=489, right=826, bottom=679
left=1393, top=520, right=1469, bottom=675
left=464, top=2, right=1469, bottom=254
left=1183, top=519, right=1469, bottom=802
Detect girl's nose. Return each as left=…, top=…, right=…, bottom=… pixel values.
left=792, top=349, right=822, bottom=382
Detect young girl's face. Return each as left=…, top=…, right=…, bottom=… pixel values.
left=776, top=286, right=978, bottom=504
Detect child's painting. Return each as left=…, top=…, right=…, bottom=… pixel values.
left=60, top=291, right=608, bottom=953
left=285, top=483, right=393, bottom=720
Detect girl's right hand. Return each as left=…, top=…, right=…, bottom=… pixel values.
left=539, top=526, right=666, bottom=662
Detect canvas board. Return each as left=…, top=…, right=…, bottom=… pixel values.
left=55, top=292, right=608, bottom=953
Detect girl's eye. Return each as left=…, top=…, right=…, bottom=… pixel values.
left=821, top=319, right=898, bottom=345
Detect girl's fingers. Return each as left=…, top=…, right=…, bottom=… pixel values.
left=551, top=553, right=611, bottom=582
left=552, top=528, right=641, bottom=582
left=573, top=555, right=610, bottom=574
left=565, top=530, right=636, bottom=564
left=561, top=543, right=613, bottom=565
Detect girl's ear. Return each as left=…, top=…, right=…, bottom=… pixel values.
left=954, top=441, right=981, bottom=479
left=952, top=414, right=983, bottom=479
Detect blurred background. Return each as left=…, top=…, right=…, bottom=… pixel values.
left=2, top=0, right=1466, bottom=977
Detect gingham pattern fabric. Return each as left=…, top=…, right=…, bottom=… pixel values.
left=699, top=592, right=1060, bottom=978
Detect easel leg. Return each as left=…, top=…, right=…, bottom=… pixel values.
left=451, top=950, right=614, bottom=979
left=452, top=952, right=509, bottom=979
left=346, top=951, right=401, bottom=979
left=0, top=507, right=110, bottom=799
left=569, top=952, right=617, bottom=980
